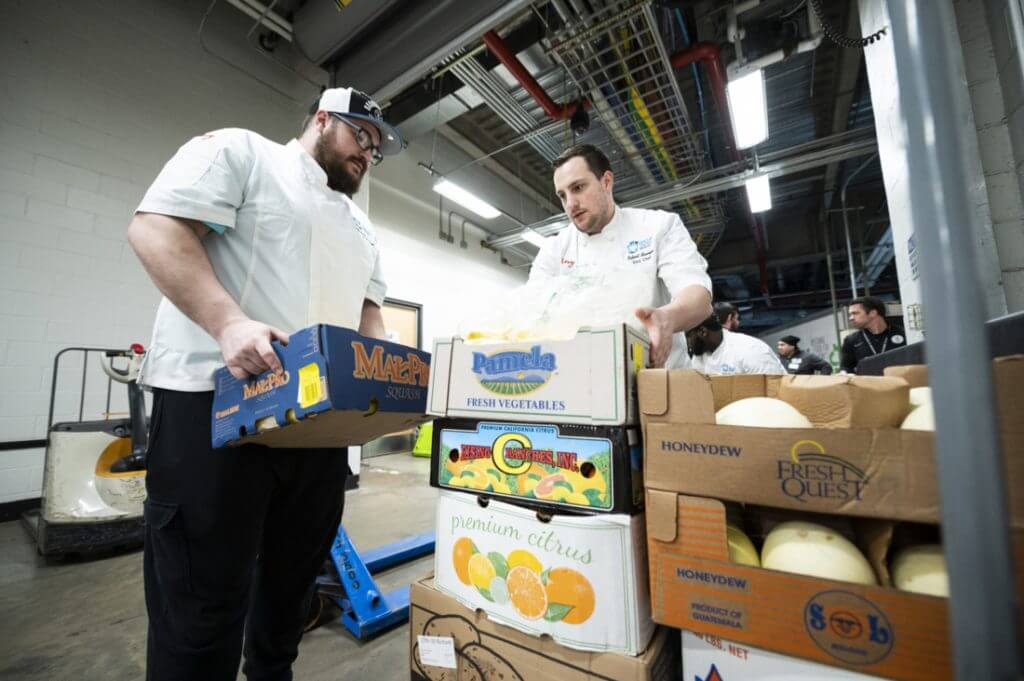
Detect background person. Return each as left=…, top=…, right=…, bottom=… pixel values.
left=715, top=301, right=740, bottom=331
left=685, top=314, right=786, bottom=375
left=777, top=335, right=833, bottom=375
left=840, top=296, right=906, bottom=373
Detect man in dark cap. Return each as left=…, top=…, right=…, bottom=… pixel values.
left=776, top=335, right=833, bottom=375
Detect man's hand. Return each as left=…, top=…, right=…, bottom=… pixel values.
left=635, top=306, right=674, bottom=368
left=214, top=317, right=290, bottom=380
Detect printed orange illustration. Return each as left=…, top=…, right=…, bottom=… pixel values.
left=506, top=566, right=548, bottom=621
left=544, top=567, right=595, bottom=625
left=452, top=537, right=476, bottom=586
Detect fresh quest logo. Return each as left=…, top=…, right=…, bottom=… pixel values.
left=777, top=440, right=868, bottom=503
left=472, top=346, right=556, bottom=395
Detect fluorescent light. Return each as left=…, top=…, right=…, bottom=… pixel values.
left=727, top=69, right=768, bottom=149
left=745, top=175, right=772, bottom=212
left=520, top=228, right=547, bottom=248
left=432, top=179, right=500, bottom=219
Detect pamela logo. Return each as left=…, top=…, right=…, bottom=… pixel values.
left=776, top=440, right=869, bottom=503
left=471, top=346, right=556, bottom=395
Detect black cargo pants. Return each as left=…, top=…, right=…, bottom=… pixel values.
left=143, top=388, right=349, bottom=681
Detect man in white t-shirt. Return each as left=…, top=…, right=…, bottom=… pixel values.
left=685, top=313, right=787, bottom=375
left=127, top=87, right=403, bottom=681
left=529, top=144, right=712, bottom=368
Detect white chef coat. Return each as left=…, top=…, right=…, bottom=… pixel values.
left=688, top=329, right=786, bottom=375
left=135, top=128, right=386, bottom=391
left=529, top=206, right=711, bottom=368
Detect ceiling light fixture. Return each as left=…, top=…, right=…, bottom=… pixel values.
left=727, top=68, right=768, bottom=149
left=432, top=179, right=501, bottom=220
left=745, top=175, right=772, bottom=213
left=519, top=227, right=547, bottom=248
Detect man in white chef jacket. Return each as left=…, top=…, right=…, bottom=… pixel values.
left=685, top=313, right=787, bottom=375
left=529, top=144, right=712, bottom=368
left=127, top=87, right=401, bottom=681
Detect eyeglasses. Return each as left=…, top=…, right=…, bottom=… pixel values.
left=330, top=113, right=383, bottom=166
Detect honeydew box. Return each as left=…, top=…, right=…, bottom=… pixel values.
left=427, top=325, right=650, bottom=426
left=434, top=490, right=654, bottom=656
left=644, top=490, right=1024, bottom=681
left=430, top=418, right=644, bottom=515
left=638, top=357, right=1024, bottom=526
left=211, top=324, right=431, bottom=448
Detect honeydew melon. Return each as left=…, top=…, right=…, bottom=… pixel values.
left=892, top=544, right=948, bottom=597
left=761, top=521, right=877, bottom=585
left=716, top=397, right=813, bottom=429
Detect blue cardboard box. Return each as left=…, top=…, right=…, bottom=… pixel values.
left=211, top=325, right=431, bottom=448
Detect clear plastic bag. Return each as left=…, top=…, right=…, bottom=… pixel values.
left=460, top=267, right=652, bottom=343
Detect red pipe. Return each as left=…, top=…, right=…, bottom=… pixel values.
left=672, top=41, right=769, bottom=295
left=482, top=30, right=586, bottom=120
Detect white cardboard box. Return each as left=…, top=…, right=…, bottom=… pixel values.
left=682, top=630, right=885, bottom=680
left=434, top=490, right=654, bottom=656
left=427, top=325, right=650, bottom=425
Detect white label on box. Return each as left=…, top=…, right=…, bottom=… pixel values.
left=416, top=635, right=457, bottom=669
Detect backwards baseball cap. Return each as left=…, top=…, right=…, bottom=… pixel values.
left=318, top=87, right=404, bottom=156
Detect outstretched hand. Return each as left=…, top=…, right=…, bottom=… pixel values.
left=635, top=306, right=672, bottom=368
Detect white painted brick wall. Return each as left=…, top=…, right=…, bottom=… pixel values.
left=0, top=0, right=528, bottom=504
left=0, top=0, right=323, bottom=503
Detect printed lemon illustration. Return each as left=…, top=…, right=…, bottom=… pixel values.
left=544, top=567, right=595, bottom=624
left=506, top=549, right=542, bottom=574
left=506, top=566, right=548, bottom=621
left=452, top=537, right=477, bottom=586
left=468, top=552, right=497, bottom=592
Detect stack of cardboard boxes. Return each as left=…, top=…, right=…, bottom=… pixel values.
left=417, top=325, right=679, bottom=680
left=637, top=357, right=1024, bottom=680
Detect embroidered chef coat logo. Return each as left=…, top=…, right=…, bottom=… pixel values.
left=626, top=236, right=654, bottom=264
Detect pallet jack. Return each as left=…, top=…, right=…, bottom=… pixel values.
left=313, top=526, right=435, bottom=639
left=22, top=345, right=148, bottom=558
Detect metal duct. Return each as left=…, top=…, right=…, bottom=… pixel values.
left=292, top=0, right=402, bottom=64
left=291, top=0, right=531, bottom=99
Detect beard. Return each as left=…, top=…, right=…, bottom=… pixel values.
left=314, top=125, right=366, bottom=196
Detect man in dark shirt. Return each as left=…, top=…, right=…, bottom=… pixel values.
left=840, top=296, right=906, bottom=373
left=777, top=335, right=833, bottom=375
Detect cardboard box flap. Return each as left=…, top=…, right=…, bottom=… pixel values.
left=884, top=364, right=929, bottom=388
left=647, top=489, right=679, bottom=543
left=859, top=519, right=895, bottom=587
left=638, top=369, right=669, bottom=416
left=709, top=374, right=769, bottom=411
left=778, top=374, right=910, bottom=428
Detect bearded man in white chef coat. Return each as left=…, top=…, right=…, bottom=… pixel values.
left=529, top=144, right=712, bottom=367
left=127, top=87, right=402, bottom=681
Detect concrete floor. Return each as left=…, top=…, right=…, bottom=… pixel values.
left=0, top=453, right=437, bottom=681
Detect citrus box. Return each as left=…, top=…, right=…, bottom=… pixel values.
left=645, top=491, right=1024, bottom=681
left=434, top=490, right=654, bottom=655
left=410, top=577, right=680, bottom=681
left=427, top=325, right=650, bottom=425
left=211, top=324, right=431, bottom=448
left=681, top=630, right=884, bottom=680
left=430, top=418, right=643, bottom=514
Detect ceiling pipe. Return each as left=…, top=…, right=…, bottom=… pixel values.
left=481, top=30, right=589, bottom=120
left=671, top=40, right=769, bottom=295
